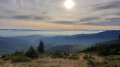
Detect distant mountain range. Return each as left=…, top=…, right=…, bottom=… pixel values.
left=0, top=30, right=120, bottom=54
left=0, top=29, right=44, bottom=31
left=34, top=30, right=120, bottom=46
left=0, top=29, right=102, bottom=31
left=0, top=37, right=32, bottom=55
left=14, top=35, right=44, bottom=43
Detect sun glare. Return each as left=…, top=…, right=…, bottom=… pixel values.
left=64, top=0, right=75, bottom=9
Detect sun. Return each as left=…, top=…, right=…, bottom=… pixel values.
left=64, top=0, right=75, bottom=9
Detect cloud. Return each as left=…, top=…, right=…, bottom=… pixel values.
left=12, top=15, right=49, bottom=20
left=33, top=16, right=46, bottom=20
left=83, top=18, right=120, bottom=26
left=80, top=17, right=100, bottom=22
left=0, top=15, right=48, bottom=21
left=51, top=21, right=76, bottom=25
left=13, top=15, right=31, bottom=19
left=94, top=1, right=120, bottom=10
left=15, top=0, right=24, bottom=8
left=113, top=12, right=120, bottom=15
left=0, top=0, right=11, bottom=4
left=0, top=0, right=120, bottom=30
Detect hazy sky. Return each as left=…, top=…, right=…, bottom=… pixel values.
left=0, top=0, right=120, bottom=30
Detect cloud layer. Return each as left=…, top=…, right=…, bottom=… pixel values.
left=0, top=0, right=120, bottom=30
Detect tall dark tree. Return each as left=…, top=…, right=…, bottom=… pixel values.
left=26, top=46, right=38, bottom=59
left=37, top=40, right=45, bottom=53
left=119, top=35, right=120, bottom=40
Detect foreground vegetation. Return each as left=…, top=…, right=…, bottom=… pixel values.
left=0, top=40, right=80, bottom=63
left=1, top=53, right=120, bottom=67
left=0, top=35, right=120, bottom=67
left=0, top=53, right=102, bottom=67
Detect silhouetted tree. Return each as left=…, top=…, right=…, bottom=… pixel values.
left=13, top=50, right=24, bottom=56
left=37, top=40, right=45, bottom=53
left=26, top=46, right=38, bottom=59
left=119, top=35, right=120, bottom=40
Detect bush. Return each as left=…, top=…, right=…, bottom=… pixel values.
left=25, top=46, right=38, bottom=59
left=11, top=56, right=31, bottom=62
left=38, top=53, right=49, bottom=58
left=1, top=54, right=31, bottom=62
left=83, top=55, right=97, bottom=67
left=50, top=50, right=80, bottom=60
left=105, top=55, right=120, bottom=61
left=104, top=63, right=118, bottom=67
left=1, top=54, right=13, bottom=60
left=12, top=50, right=25, bottom=56
left=51, top=50, right=65, bottom=58
left=83, top=55, right=95, bottom=60
left=69, top=54, right=79, bottom=60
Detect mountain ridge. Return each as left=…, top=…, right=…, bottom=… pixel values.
left=34, top=30, right=120, bottom=46
left=0, top=30, right=120, bottom=54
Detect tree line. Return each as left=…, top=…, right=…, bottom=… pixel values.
left=82, top=35, right=120, bottom=56
left=1, top=40, right=45, bottom=62
left=1, top=40, right=79, bottom=62
left=26, top=40, right=45, bottom=59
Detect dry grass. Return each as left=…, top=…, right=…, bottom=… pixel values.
left=0, top=54, right=103, bottom=67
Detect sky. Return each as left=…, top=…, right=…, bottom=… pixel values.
left=0, top=0, right=120, bottom=30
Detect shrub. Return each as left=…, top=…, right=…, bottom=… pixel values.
left=83, top=55, right=95, bottom=60
left=87, top=59, right=95, bottom=66
left=83, top=55, right=97, bottom=67
left=1, top=54, right=31, bottom=62
left=11, top=56, right=31, bottom=62
left=51, top=50, right=65, bottom=58
left=25, top=46, right=38, bottom=59
left=12, top=50, right=24, bottom=56
left=1, top=54, right=13, bottom=60
left=104, top=63, right=118, bottom=67
left=38, top=53, right=48, bottom=58
left=69, top=54, right=79, bottom=60
left=50, top=50, right=80, bottom=60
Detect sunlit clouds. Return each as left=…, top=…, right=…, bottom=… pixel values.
left=0, top=0, right=120, bottom=30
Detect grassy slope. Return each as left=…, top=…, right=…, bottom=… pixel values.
left=0, top=54, right=104, bottom=67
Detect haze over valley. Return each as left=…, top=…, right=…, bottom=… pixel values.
left=0, top=0, right=120, bottom=67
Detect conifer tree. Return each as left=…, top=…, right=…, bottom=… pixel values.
left=26, top=46, right=38, bottom=59
left=37, top=40, right=45, bottom=53
left=119, top=35, right=120, bottom=40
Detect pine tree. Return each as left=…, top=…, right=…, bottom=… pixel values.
left=37, top=40, right=45, bottom=53
left=118, top=35, right=120, bottom=40
left=26, top=46, right=38, bottom=59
